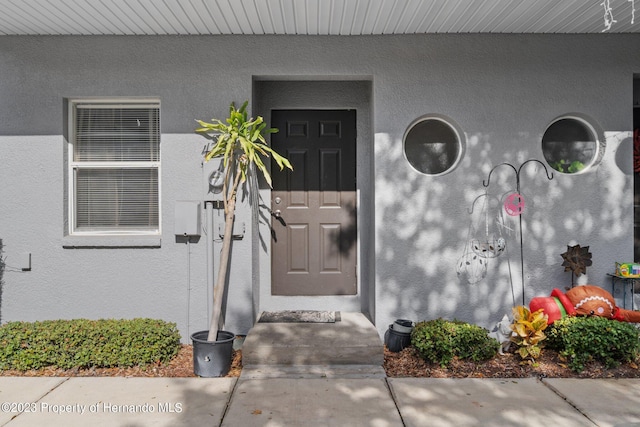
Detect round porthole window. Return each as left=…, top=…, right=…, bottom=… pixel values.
left=403, top=115, right=463, bottom=175
left=542, top=115, right=600, bottom=174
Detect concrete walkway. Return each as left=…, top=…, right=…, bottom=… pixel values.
left=1, top=376, right=639, bottom=426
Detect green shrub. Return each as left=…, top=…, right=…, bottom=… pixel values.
left=546, top=316, right=640, bottom=373
left=411, top=319, right=499, bottom=367
left=0, top=318, right=181, bottom=371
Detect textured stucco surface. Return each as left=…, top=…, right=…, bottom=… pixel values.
left=0, top=34, right=638, bottom=340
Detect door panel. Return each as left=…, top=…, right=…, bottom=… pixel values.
left=271, top=110, right=357, bottom=296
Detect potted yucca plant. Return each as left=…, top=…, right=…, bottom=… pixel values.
left=190, top=101, right=292, bottom=377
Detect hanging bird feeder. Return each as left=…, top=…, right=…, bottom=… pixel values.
left=470, top=193, right=507, bottom=259
left=456, top=250, right=488, bottom=284
left=470, top=236, right=506, bottom=258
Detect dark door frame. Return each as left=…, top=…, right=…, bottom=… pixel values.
left=252, top=78, right=374, bottom=319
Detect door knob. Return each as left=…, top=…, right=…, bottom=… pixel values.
left=271, top=209, right=286, bottom=226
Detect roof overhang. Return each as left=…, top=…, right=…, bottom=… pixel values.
left=0, top=0, right=638, bottom=36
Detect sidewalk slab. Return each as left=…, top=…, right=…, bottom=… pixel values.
left=0, top=377, right=68, bottom=426
left=389, top=378, right=593, bottom=427
left=543, top=378, right=640, bottom=427
left=3, top=377, right=236, bottom=427
left=222, top=378, right=402, bottom=426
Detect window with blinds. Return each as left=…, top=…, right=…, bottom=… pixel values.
left=69, top=100, right=160, bottom=234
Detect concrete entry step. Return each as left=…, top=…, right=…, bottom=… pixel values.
left=240, top=364, right=387, bottom=379
left=241, top=312, right=384, bottom=377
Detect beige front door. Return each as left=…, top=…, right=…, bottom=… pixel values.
left=270, top=110, right=357, bottom=296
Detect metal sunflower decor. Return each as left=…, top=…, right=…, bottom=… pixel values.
left=561, top=244, right=592, bottom=287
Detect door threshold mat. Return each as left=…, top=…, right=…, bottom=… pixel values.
left=258, top=310, right=340, bottom=323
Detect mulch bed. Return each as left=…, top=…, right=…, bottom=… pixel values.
left=2, top=344, right=640, bottom=378
left=383, top=346, right=640, bottom=379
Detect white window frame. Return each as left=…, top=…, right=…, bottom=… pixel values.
left=403, top=114, right=464, bottom=176
left=67, top=98, right=161, bottom=236
left=541, top=114, right=601, bottom=175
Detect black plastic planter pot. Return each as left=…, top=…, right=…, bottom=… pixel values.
left=191, top=330, right=235, bottom=377
left=392, top=319, right=414, bottom=334
left=384, top=324, right=411, bottom=352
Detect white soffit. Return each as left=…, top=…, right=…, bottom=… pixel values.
left=0, top=0, right=638, bottom=36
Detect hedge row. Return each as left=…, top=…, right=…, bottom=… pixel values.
left=409, top=316, right=640, bottom=373
left=0, top=318, right=181, bottom=370
left=411, top=318, right=499, bottom=367
left=547, top=316, right=640, bottom=373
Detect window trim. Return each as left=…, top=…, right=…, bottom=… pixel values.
left=541, top=114, right=602, bottom=175
left=67, top=97, right=161, bottom=237
left=403, top=114, right=464, bottom=176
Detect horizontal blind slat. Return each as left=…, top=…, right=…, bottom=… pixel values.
left=74, top=167, right=159, bottom=229
left=74, top=107, right=160, bottom=162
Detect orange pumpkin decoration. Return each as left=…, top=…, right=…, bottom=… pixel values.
left=529, top=285, right=640, bottom=324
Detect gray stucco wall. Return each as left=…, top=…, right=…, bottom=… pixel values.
left=0, top=34, right=638, bottom=341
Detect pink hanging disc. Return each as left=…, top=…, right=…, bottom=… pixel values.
left=504, top=192, right=525, bottom=216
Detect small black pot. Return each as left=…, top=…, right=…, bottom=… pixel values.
left=384, top=324, right=411, bottom=352
left=190, top=330, right=235, bottom=377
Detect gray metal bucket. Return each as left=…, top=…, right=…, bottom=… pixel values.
left=191, top=330, right=235, bottom=377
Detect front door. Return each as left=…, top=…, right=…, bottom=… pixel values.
left=270, top=110, right=357, bottom=296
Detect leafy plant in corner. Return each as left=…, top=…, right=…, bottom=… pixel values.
left=509, top=305, right=548, bottom=363
left=196, top=101, right=293, bottom=341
